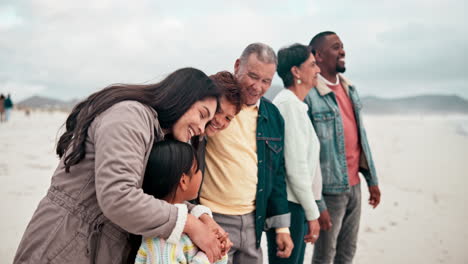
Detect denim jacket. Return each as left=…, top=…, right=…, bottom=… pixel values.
left=254, top=97, right=290, bottom=247
left=196, top=98, right=290, bottom=248
left=304, top=75, right=378, bottom=212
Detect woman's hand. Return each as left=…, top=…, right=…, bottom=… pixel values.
left=304, top=219, right=320, bottom=244
left=184, top=214, right=222, bottom=262
left=199, top=214, right=233, bottom=256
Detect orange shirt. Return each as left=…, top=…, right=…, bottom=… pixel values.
left=327, top=83, right=361, bottom=186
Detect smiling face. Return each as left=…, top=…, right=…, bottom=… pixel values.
left=234, top=54, right=276, bottom=105
left=318, top=34, right=346, bottom=75
left=205, top=96, right=237, bottom=137
left=297, top=53, right=321, bottom=88
left=171, top=97, right=217, bottom=142
left=183, top=160, right=203, bottom=201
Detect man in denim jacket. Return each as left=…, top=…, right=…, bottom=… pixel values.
left=199, top=43, right=293, bottom=264
left=305, top=31, right=381, bottom=264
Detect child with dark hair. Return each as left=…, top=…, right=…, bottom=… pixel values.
left=135, top=140, right=228, bottom=264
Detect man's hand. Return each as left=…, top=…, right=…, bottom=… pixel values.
left=368, top=185, right=381, bottom=208
left=275, top=232, right=294, bottom=258
left=318, top=210, right=332, bottom=231
left=184, top=214, right=222, bottom=263
left=199, top=214, right=233, bottom=256
left=304, top=219, right=320, bottom=243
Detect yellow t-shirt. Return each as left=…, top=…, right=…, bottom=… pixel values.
left=200, top=106, right=259, bottom=215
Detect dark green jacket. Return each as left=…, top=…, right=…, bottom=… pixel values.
left=196, top=97, right=290, bottom=248
left=253, top=97, right=290, bottom=247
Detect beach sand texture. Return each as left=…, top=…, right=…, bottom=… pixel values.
left=1, top=110, right=468, bottom=263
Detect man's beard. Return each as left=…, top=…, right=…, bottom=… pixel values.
left=337, top=66, right=346, bottom=73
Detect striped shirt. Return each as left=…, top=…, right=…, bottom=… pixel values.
left=135, top=234, right=228, bottom=264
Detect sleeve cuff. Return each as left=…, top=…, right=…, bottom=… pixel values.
left=304, top=202, right=321, bottom=221
left=275, top=227, right=290, bottom=234
left=317, top=199, right=327, bottom=213
left=167, top=203, right=188, bottom=244
left=264, top=213, right=291, bottom=230
left=190, top=205, right=213, bottom=219
left=366, top=178, right=379, bottom=187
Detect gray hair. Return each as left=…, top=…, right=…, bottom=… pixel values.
left=239, top=42, right=277, bottom=66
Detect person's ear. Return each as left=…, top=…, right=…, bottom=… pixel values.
left=179, top=174, right=190, bottom=192
left=315, top=51, right=324, bottom=63
left=291, top=66, right=301, bottom=79
left=234, top=59, right=241, bottom=75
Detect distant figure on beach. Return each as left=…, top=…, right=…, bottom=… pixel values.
left=268, top=44, right=323, bottom=264
left=14, top=68, right=228, bottom=264
left=305, top=31, right=381, bottom=263
left=199, top=43, right=293, bottom=264
left=4, top=94, right=13, bottom=121
left=0, top=94, right=5, bottom=122
left=134, top=140, right=228, bottom=264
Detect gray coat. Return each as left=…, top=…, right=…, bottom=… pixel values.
left=14, top=101, right=180, bottom=264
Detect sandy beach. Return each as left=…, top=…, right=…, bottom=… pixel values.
left=1, top=110, right=468, bottom=263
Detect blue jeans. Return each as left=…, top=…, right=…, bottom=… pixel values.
left=312, top=184, right=361, bottom=264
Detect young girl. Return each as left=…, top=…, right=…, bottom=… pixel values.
left=135, top=140, right=228, bottom=264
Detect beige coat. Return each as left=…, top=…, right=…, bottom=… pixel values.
left=14, top=101, right=180, bottom=264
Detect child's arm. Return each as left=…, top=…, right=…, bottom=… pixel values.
left=134, top=238, right=151, bottom=264
left=190, top=204, right=213, bottom=218
left=190, top=205, right=232, bottom=259
left=134, top=246, right=147, bottom=264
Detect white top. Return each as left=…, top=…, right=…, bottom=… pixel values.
left=273, top=89, right=322, bottom=221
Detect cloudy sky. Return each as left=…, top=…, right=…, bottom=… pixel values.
left=0, top=0, right=467, bottom=101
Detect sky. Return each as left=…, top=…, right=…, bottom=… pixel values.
left=0, top=0, right=467, bottom=101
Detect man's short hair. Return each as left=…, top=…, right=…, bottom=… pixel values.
left=209, top=71, right=243, bottom=114
left=239, top=43, right=277, bottom=66
left=309, top=31, right=336, bottom=53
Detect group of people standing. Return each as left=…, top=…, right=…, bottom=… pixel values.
left=0, top=93, right=13, bottom=122
left=14, top=31, right=381, bottom=264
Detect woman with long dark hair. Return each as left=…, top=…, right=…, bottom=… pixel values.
left=14, top=68, right=225, bottom=264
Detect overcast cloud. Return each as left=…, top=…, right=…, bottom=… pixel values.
left=0, top=0, right=466, bottom=100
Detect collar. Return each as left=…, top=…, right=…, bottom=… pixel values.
left=315, top=73, right=353, bottom=96
left=253, top=99, right=261, bottom=108
left=277, top=89, right=309, bottom=111
left=256, top=98, right=269, bottom=121
left=319, top=74, right=340, bottom=86
left=242, top=99, right=261, bottom=110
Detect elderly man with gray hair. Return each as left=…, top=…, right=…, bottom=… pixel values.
left=199, top=43, right=293, bottom=264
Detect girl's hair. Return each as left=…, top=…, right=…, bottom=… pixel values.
left=142, top=140, right=199, bottom=201
left=209, top=71, right=243, bottom=114
left=277, top=43, right=315, bottom=88
left=56, top=67, right=220, bottom=172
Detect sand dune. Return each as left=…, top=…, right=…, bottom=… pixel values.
left=1, top=110, right=467, bottom=263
